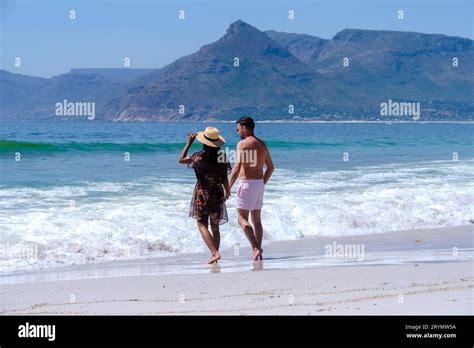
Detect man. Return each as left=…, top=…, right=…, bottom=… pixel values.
left=229, top=116, right=274, bottom=261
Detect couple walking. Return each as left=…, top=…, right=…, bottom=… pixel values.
left=179, top=117, right=274, bottom=264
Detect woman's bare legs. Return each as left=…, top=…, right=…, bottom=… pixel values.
left=197, top=221, right=221, bottom=263
left=210, top=224, right=220, bottom=251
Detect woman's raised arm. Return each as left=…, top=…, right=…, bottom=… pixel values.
left=178, top=132, right=197, bottom=164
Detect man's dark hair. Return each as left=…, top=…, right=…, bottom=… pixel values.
left=236, top=116, right=255, bottom=131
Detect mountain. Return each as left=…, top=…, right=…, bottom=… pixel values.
left=0, top=70, right=49, bottom=112
left=68, top=68, right=159, bottom=82
left=0, top=69, right=156, bottom=121
left=268, top=29, right=474, bottom=107
left=265, top=30, right=329, bottom=65
left=1, top=20, right=473, bottom=121
left=101, top=20, right=359, bottom=121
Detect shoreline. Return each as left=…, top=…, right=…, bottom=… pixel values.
left=1, top=224, right=473, bottom=285
left=1, top=225, right=472, bottom=315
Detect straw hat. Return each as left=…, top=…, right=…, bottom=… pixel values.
left=196, top=127, right=225, bottom=147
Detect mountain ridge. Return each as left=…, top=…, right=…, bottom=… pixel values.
left=1, top=20, right=472, bottom=121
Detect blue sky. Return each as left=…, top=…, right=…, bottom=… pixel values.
left=1, top=0, right=473, bottom=77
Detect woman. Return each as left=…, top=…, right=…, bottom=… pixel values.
left=179, top=127, right=231, bottom=264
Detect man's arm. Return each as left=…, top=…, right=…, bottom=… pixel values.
left=263, top=148, right=274, bottom=185
left=229, top=142, right=243, bottom=189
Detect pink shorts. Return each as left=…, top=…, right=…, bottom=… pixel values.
left=236, top=179, right=265, bottom=211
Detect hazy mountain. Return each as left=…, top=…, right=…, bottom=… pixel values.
left=0, top=69, right=156, bottom=121
left=269, top=29, right=473, bottom=106
left=0, top=70, right=49, bottom=112
left=1, top=20, right=472, bottom=121
left=69, top=68, right=159, bottom=82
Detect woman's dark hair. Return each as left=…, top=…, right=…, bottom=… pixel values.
left=203, top=144, right=221, bottom=163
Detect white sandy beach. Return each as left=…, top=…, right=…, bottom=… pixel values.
left=1, top=225, right=473, bottom=315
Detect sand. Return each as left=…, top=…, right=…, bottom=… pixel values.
left=1, top=225, right=473, bottom=315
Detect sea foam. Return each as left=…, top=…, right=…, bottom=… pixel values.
left=0, top=160, right=473, bottom=273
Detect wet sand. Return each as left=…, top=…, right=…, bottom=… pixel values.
left=1, top=225, right=473, bottom=315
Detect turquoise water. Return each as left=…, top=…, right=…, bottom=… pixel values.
left=1, top=122, right=473, bottom=272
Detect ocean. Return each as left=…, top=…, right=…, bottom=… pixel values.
left=1, top=122, right=473, bottom=273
